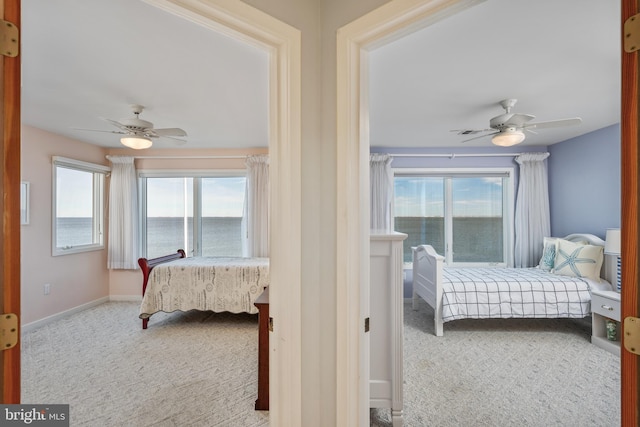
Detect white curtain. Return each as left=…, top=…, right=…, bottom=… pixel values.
left=107, top=156, right=139, bottom=269
left=370, top=153, right=394, bottom=231
left=514, top=152, right=551, bottom=267
left=242, top=155, right=269, bottom=257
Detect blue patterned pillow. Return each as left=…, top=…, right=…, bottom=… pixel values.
left=538, top=237, right=558, bottom=271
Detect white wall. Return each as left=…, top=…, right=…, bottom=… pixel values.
left=240, top=0, right=389, bottom=424
left=21, top=125, right=110, bottom=326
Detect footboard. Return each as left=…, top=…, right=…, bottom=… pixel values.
left=412, top=245, right=445, bottom=336
left=138, top=249, right=186, bottom=329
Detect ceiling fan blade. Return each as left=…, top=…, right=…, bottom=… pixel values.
left=101, top=118, right=131, bottom=132
left=461, top=131, right=498, bottom=143
left=73, top=127, right=127, bottom=135
left=490, top=113, right=535, bottom=129
left=506, top=113, right=536, bottom=127
left=523, top=117, right=582, bottom=130
left=450, top=128, right=492, bottom=135
left=152, top=127, right=187, bottom=137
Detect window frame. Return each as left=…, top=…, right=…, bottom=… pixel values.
left=138, top=169, right=247, bottom=258
left=51, top=156, right=109, bottom=256
left=393, top=167, right=515, bottom=268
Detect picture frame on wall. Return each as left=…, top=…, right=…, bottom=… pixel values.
left=21, top=181, right=29, bottom=225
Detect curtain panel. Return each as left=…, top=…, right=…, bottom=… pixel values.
left=514, top=152, right=551, bottom=267
left=243, top=155, right=269, bottom=257
left=370, top=153, right=394, bottom=231
left=107, top=156, right=139, bottom=269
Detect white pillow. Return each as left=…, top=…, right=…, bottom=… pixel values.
left=553, top=239, right=603, bottom=281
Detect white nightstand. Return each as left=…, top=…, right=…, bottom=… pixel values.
left=591, top=289, right=621, bottom=355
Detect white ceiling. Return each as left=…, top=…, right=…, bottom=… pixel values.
left=22, top=0, right=620, bottom=150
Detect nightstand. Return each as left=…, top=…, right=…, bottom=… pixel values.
left=591, top=289, right=621, bottom=355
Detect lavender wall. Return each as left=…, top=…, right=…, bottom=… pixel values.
left=548, top=124, right=620, bottom=240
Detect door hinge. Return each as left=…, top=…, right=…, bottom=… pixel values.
left=0, top=20, right=18, bottom=58
left=623, top=317, right=640, bottom=355
left=268, top=317, right=273, bottom=332
left=0, top=313, right=18, bottom=350
left=364, top=317, right=370, bottom=333
left=624, top=14, right=640, bottom=53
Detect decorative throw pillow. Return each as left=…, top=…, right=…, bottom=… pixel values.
left=538, top=237, right=558, bottom=271
left=553, top=239, right=604, bottom=281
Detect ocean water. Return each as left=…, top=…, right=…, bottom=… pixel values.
left=395, top=217, right=503, bottom=263
left=58, top=216, right=503, bottom=263
left=144, top=217, right=243, bottom=259
left=56, top=217, right=243, bottom=259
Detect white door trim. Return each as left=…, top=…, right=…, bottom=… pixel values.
left=336, top=0, right=484, bottom=424
left=144, top=1, right=302, bottom=424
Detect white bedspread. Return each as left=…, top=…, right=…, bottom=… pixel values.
left=139, top=257, right=269, bottom=319
left=441, top=267, right=607, bottom=322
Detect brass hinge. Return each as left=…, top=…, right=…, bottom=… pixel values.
left=0, top=313, right=18, bottom=350
left=624, top=14, right=640, bottom=53
left=364, top=317, right=370, bottom=333
left=623, top=317, right=640, bottom=355
left=0, top=20, right=18, bottom=57
left=268, top=317, right=273, bottom=332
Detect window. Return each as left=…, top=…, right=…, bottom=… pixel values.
left=140, top=172, right=246, bottom=259
left=394, top=169, right=513, bottom=266
left=52, top=157, right=109, bottom=256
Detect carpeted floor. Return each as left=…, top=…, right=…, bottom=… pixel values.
left=22, top=303, right=269, bottom=426
left=22, top=301, right=620, bottom=426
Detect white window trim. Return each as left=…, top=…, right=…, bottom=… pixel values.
left=51, top=156, right=109, bottom=256
left=393, top=167, right=515, bottom=268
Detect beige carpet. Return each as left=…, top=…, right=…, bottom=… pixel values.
left=22, top=303, right=269, bottom=426
left=22, top=301, right=620, bottom=426
left=372, top=300, right=620, bottom=426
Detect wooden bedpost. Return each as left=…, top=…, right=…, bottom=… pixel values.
left=137, top=249, right=186, bottom=329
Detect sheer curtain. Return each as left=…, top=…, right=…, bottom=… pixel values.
left=242, top=155, right=269, bottom=257
left=514, top=152, right=551, bottom=267
left=107, top=156, right=139, bottom=269
left=370, top=153, right=393, bottom=231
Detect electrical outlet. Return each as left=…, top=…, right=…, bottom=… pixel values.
left=44, top=283, right=50, bottom=295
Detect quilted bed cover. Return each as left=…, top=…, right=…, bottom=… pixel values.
left=441, top=266, right=609, bottom=322
left=139, top=256, right=269, bottom=319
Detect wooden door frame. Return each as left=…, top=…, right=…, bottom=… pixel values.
left=0, top=0, right=21, bottom=404
left=621, top=1, right=639, bottom=425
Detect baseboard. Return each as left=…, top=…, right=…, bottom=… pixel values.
left=22, top=296, right=110, bottom=333
left=109, top=295, right=142, bottom=302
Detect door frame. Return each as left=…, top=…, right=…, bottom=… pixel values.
left=0, top=0, right=21, bottom=404
left=144, top=1, right=303, bottom=424
left=336, top=0, right=637, bottom=424
left=621, top=1, right=639, bottom=424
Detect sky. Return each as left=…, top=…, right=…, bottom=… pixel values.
left=57, top=172, right=247, bottom=218
left=56, top=167, right=94, bottom=217
left=394, top=176, right=503, bottom=217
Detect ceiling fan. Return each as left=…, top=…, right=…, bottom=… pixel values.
left=76, top=104, right=187, bottom=149
left=452, top=99, right=582, bottom=146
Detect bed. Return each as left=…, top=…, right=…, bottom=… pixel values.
left=137, top=250, right=269, bottom=329
left=412, top=233, right=613, bottom=336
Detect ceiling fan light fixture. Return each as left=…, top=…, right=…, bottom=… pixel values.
left=492, top=128, right=525, bottom=147
left=121, top=135, right=153, bottom=149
